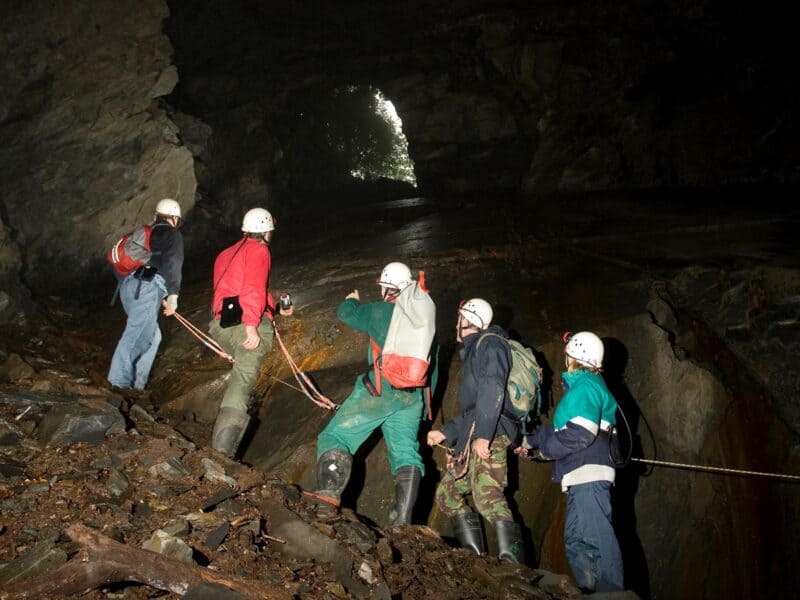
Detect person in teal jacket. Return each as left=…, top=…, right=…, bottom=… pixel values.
left=310, top=262, right=438, bottom=527
left=518, top=331, right=623, bottom=593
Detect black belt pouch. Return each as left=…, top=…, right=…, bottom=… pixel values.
left=220, top=296, right=243, bottom=328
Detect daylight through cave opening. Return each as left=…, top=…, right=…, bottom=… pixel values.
left=284, top=85, right=415, bottom=192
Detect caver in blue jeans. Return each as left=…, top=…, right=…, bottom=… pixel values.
left=565, top=480, right=624, bottom=592
left=107, top=274, right=166, bottom=390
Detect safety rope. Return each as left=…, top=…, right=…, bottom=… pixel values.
left=450, top=421, right=477, bottom=480
left=171, top=310, right=234, bottom=363
left=273, top=328, right=338, bottom=411
left=630, top=457, right=800, bottom=482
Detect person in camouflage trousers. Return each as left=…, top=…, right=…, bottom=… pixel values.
left=435, top=435, right=514, bottom=522
left=427, top=298, right=524, bottom=563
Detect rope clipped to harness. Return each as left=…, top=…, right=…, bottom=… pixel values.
left=273, top=328, right=338, bottom=411
left=171, top=310, right=234, bottom=363
left=449, top=420, right=477, bottom=480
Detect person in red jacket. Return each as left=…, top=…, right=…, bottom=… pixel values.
left=208, top=208, right=279, bottom=457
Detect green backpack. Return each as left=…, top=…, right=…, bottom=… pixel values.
left=477, top=333, right=544, bottom=427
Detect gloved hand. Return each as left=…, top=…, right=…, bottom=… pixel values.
left=162, top=294, right=178, bottom=316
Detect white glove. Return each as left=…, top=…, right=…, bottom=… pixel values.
left=165, top=294, right=178, bottom=311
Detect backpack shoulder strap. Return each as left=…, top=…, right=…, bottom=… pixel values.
left=475, top=331, right=506, bottom=349
left=369, top=337, right=383, bottom=396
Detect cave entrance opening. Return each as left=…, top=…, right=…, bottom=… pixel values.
left=285, top=84, right=416, bottom=193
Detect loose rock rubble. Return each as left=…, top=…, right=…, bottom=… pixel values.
left=0, top=316, right=592, bottom=600
left=0, top=396, right=589, bottom=599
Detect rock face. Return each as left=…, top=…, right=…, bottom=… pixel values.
left=0, top=0, right=196, bottom=295
left=0, top=219, right=27, bottom=325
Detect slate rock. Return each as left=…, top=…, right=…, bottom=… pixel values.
left=142, top=529, right=195, bottom=564
left=184, top=583, right=247, bottom=600
left=148, top=457, right=191, bottom=480
left=37, top=398, right=125, bottom=446
left=105, top=468, right=129, bottom=497
left=0, top=353, right=35, bottom=383
left=0, top=538, right=67, bottom=585
left=204, top=522, right=231, bottom=550
left=260, top=500, right=343, bottom=563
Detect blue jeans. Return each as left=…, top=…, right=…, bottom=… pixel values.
left=107, top=274, right=166, bottom=390
left=564, top=480, right=624, bottom=592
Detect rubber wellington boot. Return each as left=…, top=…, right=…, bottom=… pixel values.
left=386, top=466, right=421, bottom=527
left=211, top=407, right=250, bottom=458
left=451, top=512, right=486, bottom=555
left=307, top=448, right=353, bottom=518
left=495, top=520, right=525, bottom=564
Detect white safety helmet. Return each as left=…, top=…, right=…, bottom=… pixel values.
left=565, top=331, right=604, bottom=369
left=459, top=298, right=493, bottom=330
left=155, top=198, right=181, bottom=218
left=377, top=262, right=413, bottom=290
left=242, top=208, right=275, bottom=233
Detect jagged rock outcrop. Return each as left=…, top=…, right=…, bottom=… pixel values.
left=0, top=0, right=196, bottom=296
left=0, top=219, right=26, bottom=325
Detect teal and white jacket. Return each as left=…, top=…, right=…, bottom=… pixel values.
left=527, top=369, right=618, bottom=490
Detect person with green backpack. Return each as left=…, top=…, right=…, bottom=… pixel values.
left=428, top=298, right=540, bottom=564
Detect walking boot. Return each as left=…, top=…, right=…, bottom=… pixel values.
left=494, top=520, right=524, bottom=564
left=211, top=407, right=250, bottom=458
left=306, top=448, right=353, bottom=519
left=451, top=512, right=486, bottom=555
left=386, top=466, right=421, bottom=527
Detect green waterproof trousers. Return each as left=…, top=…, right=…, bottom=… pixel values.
left=317, top=374, right=424, bottom=475
left=208, top=318, right=274, bottom=412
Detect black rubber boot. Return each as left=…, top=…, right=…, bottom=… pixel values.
left=211, top=407, right=250, bottom=458
left=309, top=448, right=353, bottom=517
left=386, top=466, right=421, bottom=527
left=494, top=520, right=524, bottom=564
left=451, top=512, right=486, bottom=555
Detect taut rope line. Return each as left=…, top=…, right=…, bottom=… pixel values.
left=171, top=310, right=234, bottom=363
left=273, top=328, right=338, bottom=411
left=630, top=457, right=800, bottom=482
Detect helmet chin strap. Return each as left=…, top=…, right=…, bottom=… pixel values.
left=381, top=287, right=400, bottom=302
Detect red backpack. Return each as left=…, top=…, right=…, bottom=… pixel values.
left=106, top=224, right=153, bottom=277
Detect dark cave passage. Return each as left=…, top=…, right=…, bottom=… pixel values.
left=0, top=2, right=799, bottom=599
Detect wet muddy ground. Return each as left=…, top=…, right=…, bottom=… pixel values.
left=1, top=187, right=799, bottom=598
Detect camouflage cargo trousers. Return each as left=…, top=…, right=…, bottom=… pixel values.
left=435, top=434, right=513, bottom=522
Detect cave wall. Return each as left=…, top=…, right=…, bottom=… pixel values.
left=2, top=1, right=796, bottom=296
left=592, top=306, right=800, bottom=598
left=0, top=218, right=26, bottom=325
left=0, top=0, right=196, bottom=296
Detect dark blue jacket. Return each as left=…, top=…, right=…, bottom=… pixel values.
left=148, top=219, right=184, bottom=295
left=440, top=325, right=518, bottom=456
